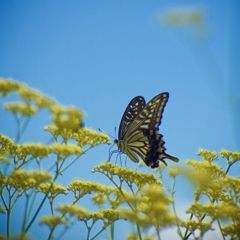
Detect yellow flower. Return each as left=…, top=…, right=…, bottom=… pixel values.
left=0, top=135, right=15, bottom=160
left=57, top=204, right=90, bottom=220
left=168, top=168, right=179, bottom=177
left=181, top=219, right=211, bottom=234
left=92, top=192, right=107, bottom=206
left=50, top=105, right=84, bottom=131
left=51, top=143, right=83, bottom=159
left=101, top=209, right=120, bottom=222
left=7, top=169, right=52, bottom=190
left=119, top=185, right=175, bottom=229
left=40, top=216, right=66, bottom=228
left=220, top=149, right=240, bottom=163
left=37, top=183, right=68, bottom=202
left=197, top=149, right=218, bottom=162
left=4, top=103, right=37, bottom=116
left=92, top=162, right=161, bottom=189
left=222, top=175, right=240, bottom=196
left=18, top=84, right=56, bottom=109
left=0, top=78, right=21, bottom=96
left=73, top=128, right=110, bottom=147
left=0, top=204, right=7, bottom=213
left=20, top=143, right=52, bottom=159
left=161, top=7, right=204, bottom=26
left=68, top=180, right=114, bottom=199
left=44, top=126, right=110, bottom=146
left=0, top=156, right=11, bottom=164
left=127, top=234, right=138, bottom=240
left=222, top=223, right=240, bottom=238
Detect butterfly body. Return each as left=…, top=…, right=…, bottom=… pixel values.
left=114, top=92, right=178, bottom=168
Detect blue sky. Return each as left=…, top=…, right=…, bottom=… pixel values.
left=0, top=1, right=239, bottom=239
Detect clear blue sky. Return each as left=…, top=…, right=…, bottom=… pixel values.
left=0, top=1, right=239, bottom=239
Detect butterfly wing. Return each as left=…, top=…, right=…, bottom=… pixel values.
left=116, top=92, right=179, bottom=168
left=118, top=96, right=146, bottom=140
left=124, top=93, right=169, bottom=136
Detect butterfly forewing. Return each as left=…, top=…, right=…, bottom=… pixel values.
left=123, top=93, right=169, bottom=137
left=118, top=96, right=145, bottom=140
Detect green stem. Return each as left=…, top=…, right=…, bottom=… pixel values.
left=54, top=215, right=78, bottom=240
left=23, top=172, right=59, bottom=237
left=21, top=192, right=30, bottom=232
left=110, top=222, right=114, bottom=240
left=136, top=223, right=142, bottom=240
left=85, top=221, right=92, bottom=240
left=102, top=171, right=143, bottom=239
left=47, top=226, right=55, bottom=240
left=156, top=226, right=161, bottom=240
left=91, top=220, right=120, bottom=240
left=216, top=218, right=225, bottom=239
left=7, top=189, right=12, bottom=240
left=170, top=177, right=183, bottom=239
left=15, top=115, right=31, bottom=143
left=60, top=146, right=93, bottom=174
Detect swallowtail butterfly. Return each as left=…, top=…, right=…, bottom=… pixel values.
left=114, top=92, right=179, bottom=168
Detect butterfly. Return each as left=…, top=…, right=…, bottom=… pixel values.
left=114, top=92, right=179, bottom=168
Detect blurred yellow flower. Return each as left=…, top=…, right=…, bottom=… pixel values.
left=168, top=168, right=179, bottom=177
left=0, top=78, right=20, bottom=96
left=40, top=216, right=66, bottom=228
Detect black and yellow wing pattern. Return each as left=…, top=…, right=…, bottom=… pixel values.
left=114, top=92, right=179, bottom=168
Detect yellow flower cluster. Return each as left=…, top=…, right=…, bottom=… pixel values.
left=0, top=135, right=85, bottom=166
left=187, top=202, right=239, bottom=220
left=127, top=234, right=157, bottom=240
left=15, top=143, right=52, bottom=161
left=37, top=183, right=68, bottom=202
left=4, top=103, right=37, bottom=116
left=57, top=204, right=89, bottom=220
left=49, top=105, right=84, bottom=131
left=222, top=223, right=240, bottom=238
left=119, top=185, right=175, bottom=229
left=162, top=7, right=204, bottom=26
left=50, top=143, right=83, bottom=159
left=0, top=79, right=85, bottom=132
left=92, top=162, right=161, bottom=189
left=45, top=126, right=110, bottom=147
left=1, top=169, right=52, bottom=191
left=168, top=168, right=179, bottom=177
left=68, top=180, right=114, bottom=200
left=18, top=84, right=56, bottom=109
left=184, top=162, right=222, bottom=200
left=0, top=135, right=15, bottom=163
left=0, top=79, right=57, bottom=117
left=92, top=188, right=125, bottom=210
left=73, top=128, right=110, bottom=147
left=40, top=216, right=66, bottom=228
left=88, top=209, right=121, bottom=224
left=220, top=149, right=240, bottom=163
left=182, top=149, right=240, bottom=239
left=197, top=149, right=218, bottom=162
left=181, top=219, right=211, bottom=235
left=0, top=78, right=20, bottom=96
left=56, top=204, right=120, bottom=223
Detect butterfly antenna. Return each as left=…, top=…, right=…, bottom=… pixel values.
left=114, top=127, right=117, bottom=139
left=98, top=128, right=115, bottom=140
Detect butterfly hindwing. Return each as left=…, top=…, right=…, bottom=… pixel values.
left=115, top=92, right=179, bottom=168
